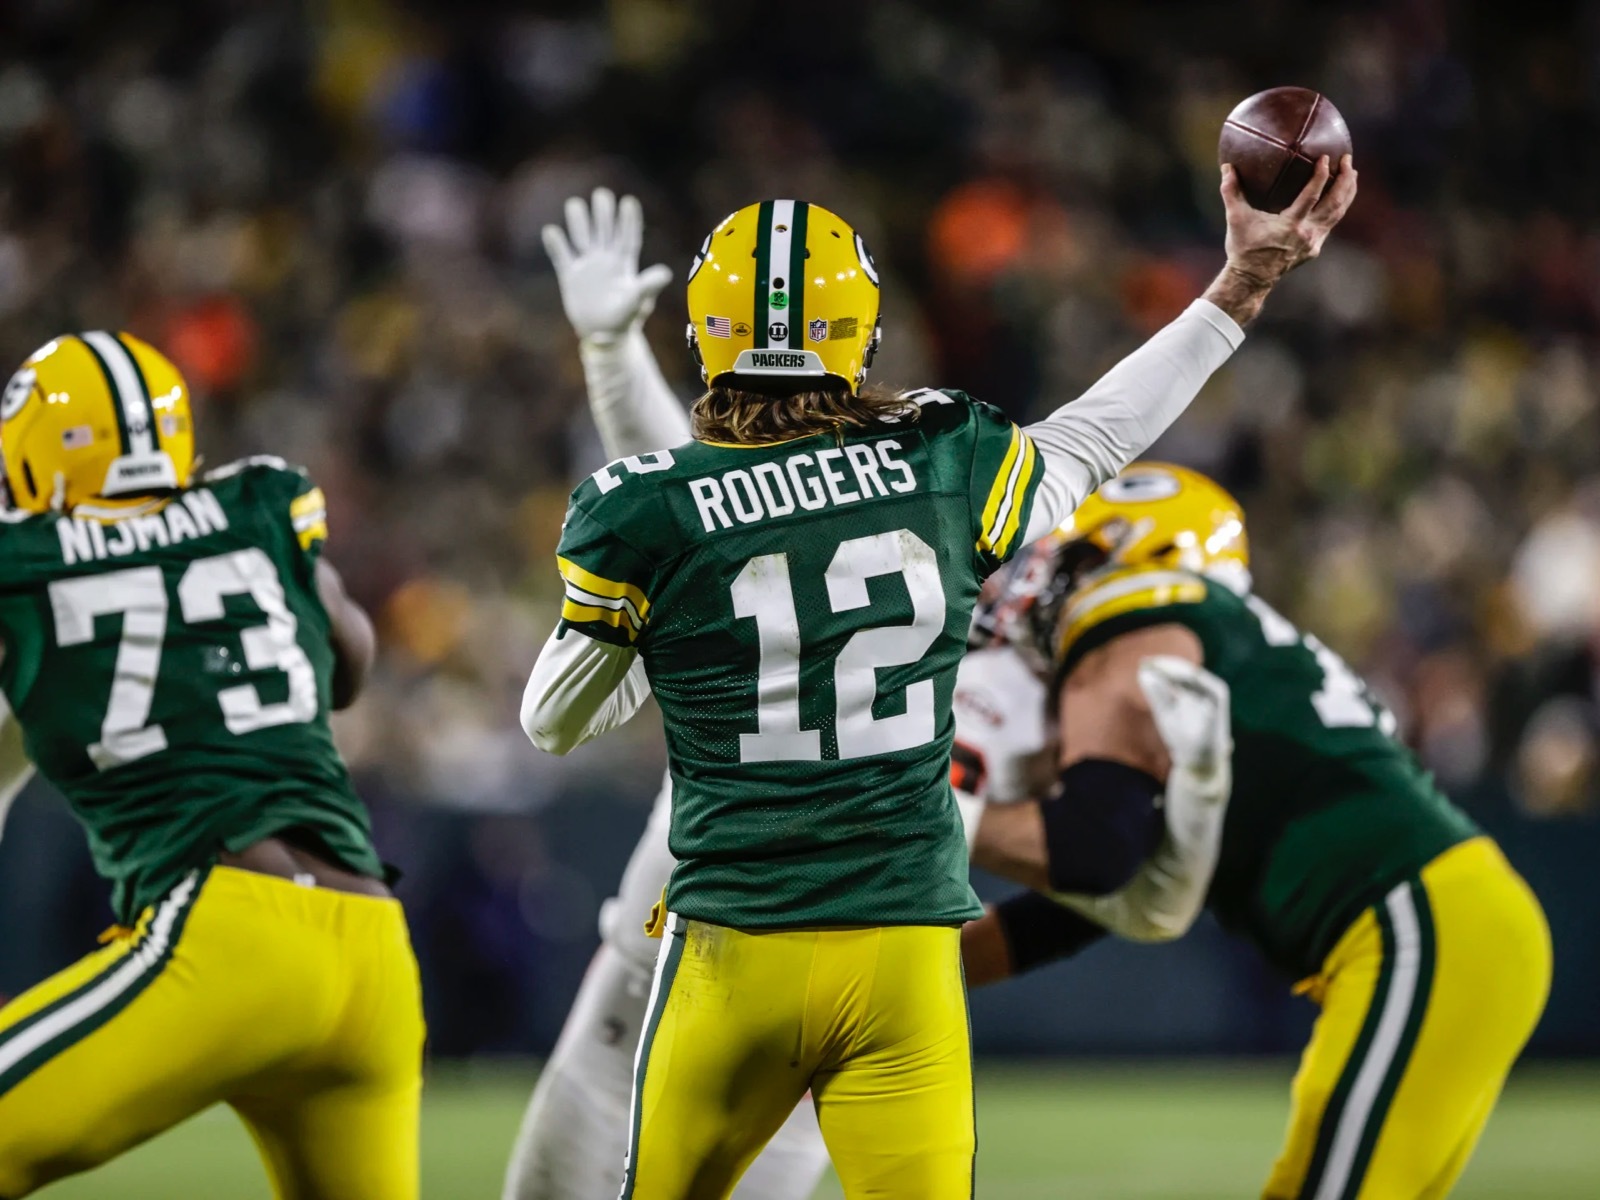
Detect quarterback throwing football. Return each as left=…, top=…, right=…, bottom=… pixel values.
left=522, top=159, right=1355, bottom=1196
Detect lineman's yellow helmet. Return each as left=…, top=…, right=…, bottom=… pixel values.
left=1063, top=462, right=1250, bottom=590
left=2, top=333, right=195, bottom=513
left=685, top=200, right=882, bottom=393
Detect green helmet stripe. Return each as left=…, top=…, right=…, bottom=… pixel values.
left=753, top=200, right=774, bottom=350
left=76, top=335, right=133, bottom=455
left=788, top=201, right=808, bottom=355
left=113, top=333, right=161, bottom=452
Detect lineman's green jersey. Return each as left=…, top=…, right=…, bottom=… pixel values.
left=0, top=458, right=382, bottom=923
left=1059, top=565, right=1479, bottom=979
left=555, top=391, right=1044, bottom=928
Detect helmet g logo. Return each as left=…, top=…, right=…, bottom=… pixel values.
left=2, top=368, right=36, bottom=421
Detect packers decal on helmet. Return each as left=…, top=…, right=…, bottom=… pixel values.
left=685, top=199, right=883, bottom=393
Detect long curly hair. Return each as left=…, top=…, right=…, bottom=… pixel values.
left=690, top=383, right=918, bottom=445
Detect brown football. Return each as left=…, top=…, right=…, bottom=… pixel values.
left=1218, top=87, right=1352, bottom=213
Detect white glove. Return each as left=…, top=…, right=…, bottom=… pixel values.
left=1051, top=655, right=1231, bottom=942
left=542, top=188, right=674, bottom=345
left=543, top=188, right=691, bottom=459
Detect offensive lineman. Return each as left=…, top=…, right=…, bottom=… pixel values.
left=0, top=335, right=423, bottom=1198
left=960, top=464, right=1552, bottom=1200
left=521, top=161, right=1354, bottom=1197
left=506, top=193, right=1229, bottom=1199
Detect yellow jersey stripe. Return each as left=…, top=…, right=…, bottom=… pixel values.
left=296, top=519, right=329, bottom=551
left=561, top=599, right=641, bottom=641
left=290, top=488, right=327, bottom=520
left=557, top=556, right=651, bottom=620
left=992, top=434, right=1038, bottom=559
left=977, top=425, right=1024, bottom=552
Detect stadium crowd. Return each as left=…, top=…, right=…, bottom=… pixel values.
left=0, top=0, right=1597, bottom=1052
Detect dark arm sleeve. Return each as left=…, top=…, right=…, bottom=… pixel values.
left=994, top=891, right=1109, bottom=975
left=1038, top=759, right=1165, bottom=895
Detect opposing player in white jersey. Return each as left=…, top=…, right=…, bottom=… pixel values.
left=504, top=190, right=1244, bottom=1199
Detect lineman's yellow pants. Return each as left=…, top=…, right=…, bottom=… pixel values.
left=0, top=865, right=425, bottom=1199
left=1265, top=838, right=1551, bottom=1200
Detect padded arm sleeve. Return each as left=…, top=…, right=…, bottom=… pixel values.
left=1022, top=300, right=1244, bottom=543
left=1038, top=759, right=1166, bottom=895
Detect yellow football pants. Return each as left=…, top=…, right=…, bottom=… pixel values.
left=622, top=916, right=974, bottom=1200
left=0, top=865, right=425, bottom=1199
left=1264, top=837, right=1551, bottom=1200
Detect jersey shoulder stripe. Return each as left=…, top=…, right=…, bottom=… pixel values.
left=977, top=423, right=1039, bottom=559
left=289, top=487, right=328, bottom=551
left=1058, top=566, right=1207, bottom=659
left=558, top=554, right=650, bottom=641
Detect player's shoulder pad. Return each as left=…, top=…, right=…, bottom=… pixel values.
left=203, top=454, right=309, bottom=487
left=203, top=456, right=325, bottom=550
left=566, top=449, right=683, bottom=544
left=898, top=387, right=994, bottom=433
left=1057, top=564, right=1208, bottom=662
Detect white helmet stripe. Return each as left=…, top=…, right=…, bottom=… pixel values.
left=766, top=200, right=794, bottom=350
left=81, top=331, right=154, bottom=455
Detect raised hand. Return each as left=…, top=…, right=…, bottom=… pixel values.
left=543, top=188, right=674, bottom=343
left=1203, top=153, right=1358, bottom=325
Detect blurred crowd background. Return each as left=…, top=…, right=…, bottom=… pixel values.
left=0, top=0, right=1597, bottom=1058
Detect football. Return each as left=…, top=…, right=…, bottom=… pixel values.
left=1218, top=87, right=1352, bottom=212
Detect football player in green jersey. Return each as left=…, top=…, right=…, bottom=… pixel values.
left=0, top=334, right=423, bottom=1199
left=960, top=463, right=1552, bottom=1200
left=521, top=158, right=1356, bottom=1198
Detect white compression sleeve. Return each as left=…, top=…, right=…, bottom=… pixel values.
left=1021, top=299, right=1244, bottom=543
left=580, top=328, right=693, bottom=460
left=520, top=627, right=650, bottom=755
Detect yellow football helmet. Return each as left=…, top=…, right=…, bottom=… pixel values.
left=685, top=200, right=882, bottom=393
left=2, top=333, right=195, bottom=513
left=1062, top=462, right=1250, bottom=588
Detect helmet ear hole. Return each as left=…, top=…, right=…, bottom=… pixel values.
left=684, top=322, right=708, bottom=384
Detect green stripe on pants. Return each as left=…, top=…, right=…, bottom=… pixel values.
left=621, top=915, right=687, bottom=1200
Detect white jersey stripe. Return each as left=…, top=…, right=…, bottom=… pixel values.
left=0, top=871, right=197, bottom=1081
left=620, top=911, right=679, bottom=1194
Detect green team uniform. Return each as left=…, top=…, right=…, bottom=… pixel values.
left=555, top=391, right=1044, bottom=928
left=0, top=458, right=382, bottom=923
left=1059, top=565, right=1479, bottom=979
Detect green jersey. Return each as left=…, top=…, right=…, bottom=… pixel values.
left=1060, top=566, right=1479, bottom=979
left=0, top=458, right=382, bottom=923
left=555, top=391, right=1044, bottom=928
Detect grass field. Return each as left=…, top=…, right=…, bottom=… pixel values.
left=36, top=1062, right=1600, bottom=1199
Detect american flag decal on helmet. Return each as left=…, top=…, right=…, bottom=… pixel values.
left=705, top=315, right=731, bottom=338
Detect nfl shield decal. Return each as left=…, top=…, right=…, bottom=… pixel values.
left=808, top=319, right=827, bottom=342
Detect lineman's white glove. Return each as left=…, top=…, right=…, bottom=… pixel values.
left=1052, top=655, right=1232, bottom=941
left=542, top=188, right=674, bottom=345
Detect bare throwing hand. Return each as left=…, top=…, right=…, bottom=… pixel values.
left=1203, top=153, right=1359, bottom=326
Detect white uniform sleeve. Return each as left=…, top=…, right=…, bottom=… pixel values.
left=0, top=693, right=34, bottom=847
left=580, top=329, right=693, bottom=460
left=520, top=626, right=651, bottom=756
left=1021, top=299, right=1244, bottom=544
